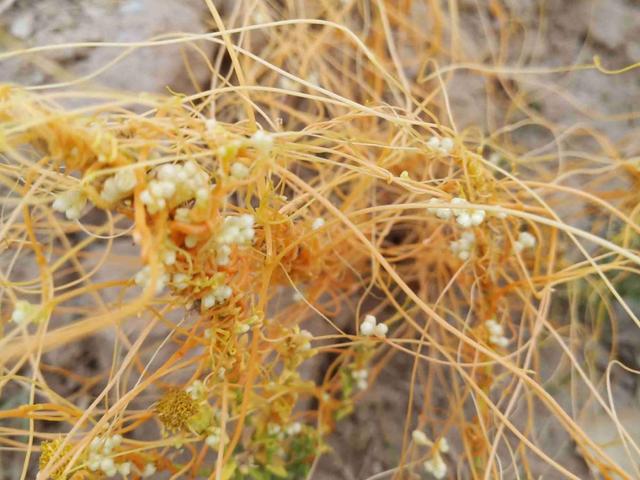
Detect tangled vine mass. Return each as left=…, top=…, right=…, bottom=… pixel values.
left=1, top=2, right=640, bottom=479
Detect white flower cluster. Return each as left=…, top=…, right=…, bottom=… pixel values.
left=215, top=214, right=256, bottom=266
left=100, top=169, right=137, bottom=203
left=360, top=314, right=388, bottom=338
left=140, top=161, right=210, bottom=214
left=161, top=249, right=176, bottom=266
left=352, top=369, right=368, bottom=390
left=449, top=231, right=475, bottom=261
left=217, top=214, right=256, bottom=245
left=485, top=319, right=509, bottom=348
left=11, top=300, right=37, bottom=326
left=134, top=265, right=169, bottom=293
left=142, top=463, right=157, bottom=477
left=427, top=197, right=485, bottom=228
left=412, top=431, right=450, bottom=480
left=426, top=198, right=453, bottom=220
left=514, top=231, right=536, bottom=253
left=87, top=435, right=131, bottom=478
left=52, top=190, right=87, bottom=220
left=427, top=136, right=454, bottom=155
left=202, top=285, right=233, bottom=308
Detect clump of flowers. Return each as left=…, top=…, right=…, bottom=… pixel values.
left=52, top=190, right=87, bottom=220
left=427, top=197, right=486, bottom=227
left=86, top=434, right=131, bottom=477
left=360, top=314, right=389, bottom=338
left=412, top=430, right=450, bottom=479
left=140, top=161, right=210, bottom=214
left=485, top=319, right=509, bottom=348
left=514, top=230, right=537, bottom=253
left=449, top=231, right=476, bottom=261
left=427, top=135, right=454, bottom=155
left=100, top=168, right=137, bottom=203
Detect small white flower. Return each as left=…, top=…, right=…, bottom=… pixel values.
left=470, top=210, right=485, bottom=226
left=373, top=323, right=388, bottom=338
left=360, top=314, right=376, bottom=336
left=90, top=437, right=103, bottom=452
left=439, top=137, right=454, bottom=153
left=87, top=453, right=101, bottom=471
left=195, top=187, right=209, bottom=205
left=427, top=136, right=440, bottom=149
left=162, top=250, right=176, bottom=265
left=134, top=266, right=168, bottom=293
left=486, top=319, right=509, bottom=348
left=114, top=169, right=137, bottom=192
left=360, top=314, right=388, bottom=338
left=426, top=136, right=454, bottom=155
left=217, top=214, right=256, bottom=245
left=174, top=207, right=191, bottom=223
left=202, top=285, right=232, bottom=308
left=285, top=422, right=302, bottom=435
left=206, top=431, right=221, bottom=448
left=117, top=461, right=131, bottom=476
left=172, top=273, right=190, bottom=290
left=450, top=231, right=475, bottom=260
left=352, top=369, right=368, bottom=390
left=456, top=212, right=472, bottom=228
left=100, top=457, right=115, bottom=474
left=518, top=231, right=536, bottom=249
left=427, top=198, right=453, bottom=220
left=184, top=235, right=198, bottom=249
left=11, top=300, right=37, bottom=326
left=142, top=463, right=157, bottom=477
left=424, top=454, right=447, bottom=479
left=400, top=170, right=409, bottom=179
left=412, top=429, right=430, bottom=446
left=230, top=162, right=250, bottom=180
left=52, top=190, right=87, bottom=220
left=312, top=217, right=325, bottom=230
left=101, top=178, right=121, bottom=203
left=436, top=438, right=449, bottom=453
left=157, top=164, right=179, bottom=181
left=250, top=130, right=274, bottom=155
left=216, top=244, right=232, bottom=266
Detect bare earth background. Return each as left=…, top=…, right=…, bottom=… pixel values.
left=1, top=0, right=639, bottom=478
